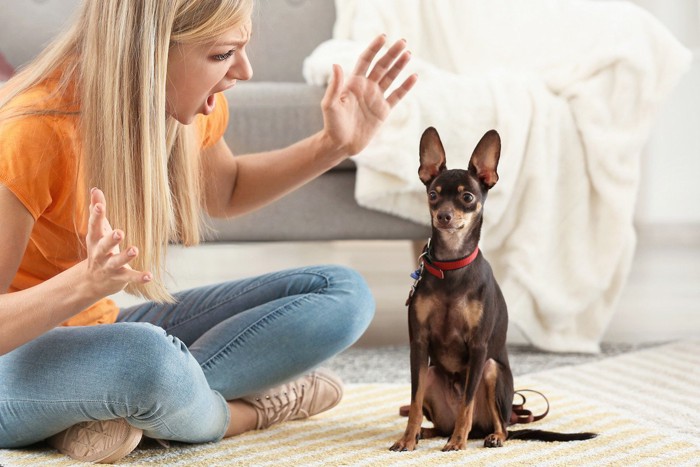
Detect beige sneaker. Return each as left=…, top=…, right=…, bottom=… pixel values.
left=242, top=368, right=343, bottom=430
left=47, top=418, right=143, bottom=464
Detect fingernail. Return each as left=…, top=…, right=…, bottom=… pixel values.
left=113, top=231, right=121, bottom=240
left=90, top=187, right=97, bottom=193
left=127, top=248, right=136, bottom=257
left=143, top=274, right=152, bottom=282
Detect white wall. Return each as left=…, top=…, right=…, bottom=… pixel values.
left=630, top=0, right=700, bottom=224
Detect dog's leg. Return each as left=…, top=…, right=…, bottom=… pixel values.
left=421, top=366, right=459, bottom=438
left=482, top=359, right=511, bottom=447
left=390, top=339, right=429, bottom=451
left=443, top=346, right=487, bottom=451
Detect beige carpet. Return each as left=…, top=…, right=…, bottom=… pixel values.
left=1, top=340, right=698, bottom=466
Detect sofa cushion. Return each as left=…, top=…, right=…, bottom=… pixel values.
left=225, top=83, right=355, bottom=171
left=248, top=0, right=336, bottom=82
left=0, top=0, right=80, bottom=69
left=205, top=170, right=429, bottom=242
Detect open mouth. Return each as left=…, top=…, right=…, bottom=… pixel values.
left=203, top=94, right=216, bottom=115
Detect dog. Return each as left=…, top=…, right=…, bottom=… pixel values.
left=390, top=127, right=596, bottom=452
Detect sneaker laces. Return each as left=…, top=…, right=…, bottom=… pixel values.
left=250, top=383, right=308, bottom=429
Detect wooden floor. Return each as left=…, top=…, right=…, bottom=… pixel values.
left=112, top=224, right=700, bottom=348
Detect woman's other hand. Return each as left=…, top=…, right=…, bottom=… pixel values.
left=320, top=34, right=417, bottom=157
left=84, top=188, right=152, bottom=297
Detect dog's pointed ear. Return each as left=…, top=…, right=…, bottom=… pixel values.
left=419, top=127, right=447, bottom=186
left=469, top=129, right=501, bottom=189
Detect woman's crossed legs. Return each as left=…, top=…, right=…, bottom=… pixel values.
left=0, top=265, right=374, bottom=447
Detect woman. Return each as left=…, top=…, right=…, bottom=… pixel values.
left=0, top=0, right=416, bottom=463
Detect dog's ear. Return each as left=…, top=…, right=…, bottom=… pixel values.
left=469, top=129, right=500, bottom=189
left=419, top=127, right=447, bottom=186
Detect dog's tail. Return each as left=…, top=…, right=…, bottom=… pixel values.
left=507, top=429, right=597, bottom=442
left=508, top=390, right=596, bottom=442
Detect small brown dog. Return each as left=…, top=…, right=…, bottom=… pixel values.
left=391, top=128, right=596, bottom=452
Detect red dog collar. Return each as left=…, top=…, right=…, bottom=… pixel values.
left=423, top=246, right=480, bottom=279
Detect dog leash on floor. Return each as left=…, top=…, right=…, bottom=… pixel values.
left=510, top=389, right=550, bottom=425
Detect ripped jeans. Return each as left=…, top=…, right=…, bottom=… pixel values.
left=0, top=265, right=374, bottom=447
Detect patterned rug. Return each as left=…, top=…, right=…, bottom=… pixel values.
left=1, top=340, right=698, bottom=466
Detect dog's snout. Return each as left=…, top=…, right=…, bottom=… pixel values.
left=437, top=211, right=453, bottom=224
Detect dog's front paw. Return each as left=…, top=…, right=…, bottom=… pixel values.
left=484, top=433, right=505, bottom=448
left=389, top=433, right=419, bottom=452
left=442, top=435, right=467, bottom=451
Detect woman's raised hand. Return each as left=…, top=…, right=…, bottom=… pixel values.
left=84, top=188, right=151, bottom=297
left=320, top=34, right=418, bottom=157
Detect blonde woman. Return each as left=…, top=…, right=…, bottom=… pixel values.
left=0, top=0, right=416, bottom=463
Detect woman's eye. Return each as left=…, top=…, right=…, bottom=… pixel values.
left=213, top=50, right=235, bottom=61
left=462, top=192, right=474, bottom=203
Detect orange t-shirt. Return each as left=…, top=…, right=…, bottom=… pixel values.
left=0, top=74, right=229, bottom=326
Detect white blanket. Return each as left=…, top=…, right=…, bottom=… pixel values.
left=303, top=0, right=691, bottom=353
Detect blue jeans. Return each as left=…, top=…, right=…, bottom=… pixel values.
left=0, top=265, right=374, bottom=447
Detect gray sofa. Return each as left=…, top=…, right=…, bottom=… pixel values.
left=0, top=0, right=430, bottom=243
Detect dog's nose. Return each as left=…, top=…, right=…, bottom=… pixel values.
left=437, top=211, right=452, bottom=224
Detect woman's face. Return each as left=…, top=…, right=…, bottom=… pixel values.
left=166, top=20, right=253, bottom=124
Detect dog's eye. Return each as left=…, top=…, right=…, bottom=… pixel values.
left=429, top=191, right=438, bottom=201
left=462, top=192, right=475, bottom=203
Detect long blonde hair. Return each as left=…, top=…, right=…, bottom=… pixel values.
left=0, top=0, right=253, bottom=302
